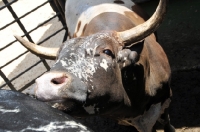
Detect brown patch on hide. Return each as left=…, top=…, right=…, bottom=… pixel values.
left=73, top=33, right=77, bottom=38
left=81, top=24, right=88, bottom=36
left=77, top=21, right=81, bottom=32
left=124, top=11, right=145, bottom=25
left=83, top=12, right=135, bottom=36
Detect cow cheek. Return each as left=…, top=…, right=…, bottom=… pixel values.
left=93, top=64, right=124, bottom=100
left=61, top=77, right=88, bottom=102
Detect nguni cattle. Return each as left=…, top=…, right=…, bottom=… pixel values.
left=15, top=0, right=175, bottom=131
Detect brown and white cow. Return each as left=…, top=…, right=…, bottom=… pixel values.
left=15, top=0, right=175, bottom=131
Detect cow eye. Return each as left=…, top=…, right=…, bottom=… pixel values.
left=103, top=49, right=114, bottom=58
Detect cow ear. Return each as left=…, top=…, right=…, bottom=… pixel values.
left=117, top=41, right=144, bottom=68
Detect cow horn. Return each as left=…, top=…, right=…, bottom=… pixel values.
left=118, top=0, right=167, bottom=46
left=14, top=35, right=58, bottom=60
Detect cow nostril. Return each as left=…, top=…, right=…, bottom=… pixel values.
left=51, top=76, right=67, bottom=85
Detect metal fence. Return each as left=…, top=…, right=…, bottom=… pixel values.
left=0, top=0, right=67, bottom=92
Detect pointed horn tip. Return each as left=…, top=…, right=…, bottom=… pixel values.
left=13, top=34, right=23, bottom=41
left=118, top=0, right=167, bottom=46
left=13, top=34, right=20, bottom=38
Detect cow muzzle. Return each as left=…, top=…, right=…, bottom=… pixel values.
left=35, top=71, right=69, bottom=102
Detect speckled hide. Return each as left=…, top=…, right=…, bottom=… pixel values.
left=0, top=90, right=93, bottom=132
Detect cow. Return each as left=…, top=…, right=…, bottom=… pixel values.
left=14, top=0, right=175, bottom=131
left=0, top=90, right=92, bottom=132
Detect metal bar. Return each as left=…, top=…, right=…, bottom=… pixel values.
left=18, top=79, right=35, bottom=92
left=0, top=70, right=16, bottom=90
left=0, top=0, right=66, bottom=91
left=52, top=0, right=65, bottom=25
left=0, top=27, right=65, bottom=69
left=0, top=0, right=17, bottom=11
left=41, top=58, right=50, bottom=71
left=0, top=51, right=28, bottom=69
left=0, top=0, right=52, bottom=31
left=37, top=26, right=66, bottom=45
left=62, top=31, right=68, bottom=42
left=49, top=0, right=68, bottom=38
left=18, top=71, right=47, bottom=92
left=0, top=13, right=60, bottom=51
left=0, top=60, right=43, bottom=89
left=2, top=0, right=53, bottom=71
left=2, top=0, right=33, bottom=43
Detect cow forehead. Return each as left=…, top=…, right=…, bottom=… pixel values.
left=61, top=32, right=120, bottom=52
left=54, top=32, right=118, bottom=82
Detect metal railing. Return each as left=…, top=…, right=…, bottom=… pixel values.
left=0, top=0, right=67, bottom=91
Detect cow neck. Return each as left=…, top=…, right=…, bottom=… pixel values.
left=120, top=34, right=170, bottom=115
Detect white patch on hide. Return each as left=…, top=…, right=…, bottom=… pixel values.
left=60, top=60, right=67, bottom=67
left=52, top=103, right=60, bottom=108
left=21, top=121, right=88, bottom=132
left=96, top=107, right=99, bottom=113
left=160, top=98, right=171, bottom=115
left=119, top=98, right=172, bottom=131
left=0, top=106, right=20, bottom=114
left=158, top=98, right=171, bottom=125
left=120, top=103, right=162, bottom=132
left=60, top=48, right=97, bottom=81
left=83, top=105, right=95, bottom=114
left=86, top=48, right=93, bottom=56
left=88, top=89, right=91, bottom=93
left=100, top=59, right=108, bottom=71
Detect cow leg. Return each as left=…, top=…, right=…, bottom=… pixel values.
left=158, top=108, right=175, bottom=132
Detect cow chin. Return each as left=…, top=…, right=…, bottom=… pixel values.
left=48, top=99, right=89, bottom=118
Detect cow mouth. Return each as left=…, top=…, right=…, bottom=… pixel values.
left=47, top=98, right=88, bottom=117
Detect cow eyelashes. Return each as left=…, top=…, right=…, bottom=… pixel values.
left=103, top=49, right=115, bottom=58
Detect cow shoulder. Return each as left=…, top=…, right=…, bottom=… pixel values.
left=138, top=35, right=171, bottom=97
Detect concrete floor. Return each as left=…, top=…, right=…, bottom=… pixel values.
left=0, top=0, right=65, bottom=91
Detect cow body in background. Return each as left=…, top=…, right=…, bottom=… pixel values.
left=15, top=0, right=175, bottom=131
left=65, top=0, right=149, bottom=38
left=0, top=90, right=92, bottom=132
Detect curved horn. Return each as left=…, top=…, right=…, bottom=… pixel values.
left=14, top=35, right=58, bottom=60
left=118, top=0, right=168, bottom=46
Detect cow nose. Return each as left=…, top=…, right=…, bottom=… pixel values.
left=35, top=72, right=69, bottom=101
left=51, top=76, right=67, bottom=85
left=36, top=72, right=68, bottom=86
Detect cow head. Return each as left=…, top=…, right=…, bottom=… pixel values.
left=35, top=31, right=143, bottom=116
left=15, top=0, right=167, bottom=117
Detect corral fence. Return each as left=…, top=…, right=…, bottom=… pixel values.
left=0, top=0, right=67, bottom=92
